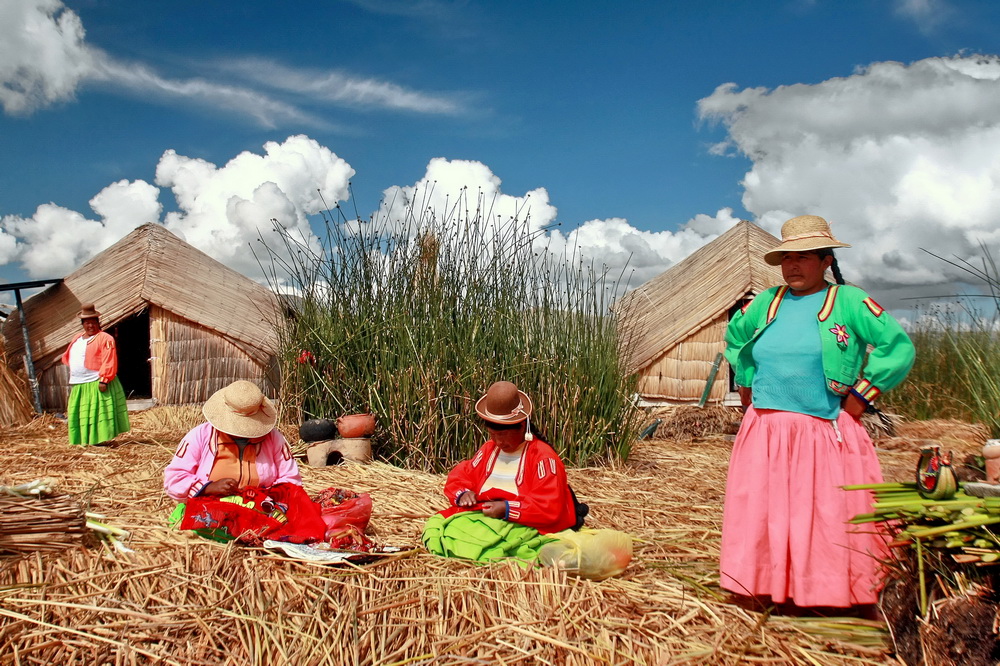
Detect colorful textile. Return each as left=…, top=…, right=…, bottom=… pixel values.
left=66, top=377, right=130, bottom=446
left=443, top=438, right=576, bottom=534
left=61, top=331, right=118, bottom=383
left=164, top=423, right=300, bottom=501
left=720, top=407, right=888, bottom=607
left=177, top=483, right=326, bottom=544
left=726, top=283, right=915, bottom=405
left=422, top=511, right=555, bottom=563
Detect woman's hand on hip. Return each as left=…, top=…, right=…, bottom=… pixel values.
left=98, top=381, right=108, bottom=392
left=738, top=386, right=752, bottom=407
left=842, top=392, right=867, bottom=420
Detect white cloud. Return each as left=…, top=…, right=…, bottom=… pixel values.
left=157, top=135, right=355, bottom=279
left=0, top=136, right=354, bottom=282
left=893, top=0, right=952, bottom=32
left=377, top=157, right=558, bottom=236
left=216, top=58, right=466, bottom=115
left=0, top=0, right=93, bottom=114
left=0, top=179, right=160, bottom=276
left=0, top=0, right=466, bottom=126
left=698, top=54, right=1000, bottom=292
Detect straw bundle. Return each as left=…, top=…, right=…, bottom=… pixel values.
left=0, top=336, right=33, bottom=428
left=650, top=405, right=744, bottom=441
left=0, top=406, right=954, bottom=664
left=0, top=494, right=89, bottom=554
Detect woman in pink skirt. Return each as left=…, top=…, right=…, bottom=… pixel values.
left=721, top=215, right=915, bottom=611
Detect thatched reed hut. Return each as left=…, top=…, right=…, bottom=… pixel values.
left=1, top=224, right=283, bottom=411
left=0, top=335, right=34, bottom=427
left=617, top=221, right=783, bottom=405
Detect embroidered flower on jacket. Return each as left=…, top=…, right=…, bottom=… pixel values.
left=829, top=323, right=850, bottom=345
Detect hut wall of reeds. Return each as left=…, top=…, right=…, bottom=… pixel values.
left=1, top=224, right=283, bottom=411
left=0, top=335, right=34, bottom=427
left=617, top=221, right=783, bottom=404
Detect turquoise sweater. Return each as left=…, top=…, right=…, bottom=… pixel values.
left=725, top=284, right=915, bottom=405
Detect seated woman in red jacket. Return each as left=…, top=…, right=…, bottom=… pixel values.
left=422, top=381, right=584, bottom=561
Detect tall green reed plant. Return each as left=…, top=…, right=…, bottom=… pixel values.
left=260, top=188, right=643, bottom=471
left=883, top=246, right=1000, bottom=436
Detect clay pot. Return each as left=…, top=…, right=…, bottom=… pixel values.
left=983, top=439, right=1000, bottom=484
left=299, top=418, right=337, bottom=442
left=337, top=413, right=376, bottom=438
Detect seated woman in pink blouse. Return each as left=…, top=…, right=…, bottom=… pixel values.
left=165, top=380, right=324, bottom=543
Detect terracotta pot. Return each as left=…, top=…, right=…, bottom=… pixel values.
left=337, top=413, right=376, bottom=438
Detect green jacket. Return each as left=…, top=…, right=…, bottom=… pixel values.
left=725, top=284, right=915, bottom=404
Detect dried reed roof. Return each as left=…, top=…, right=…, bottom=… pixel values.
left=618, top=221, right=783, bottom=372
left=2, top=224, right=282, bottom=369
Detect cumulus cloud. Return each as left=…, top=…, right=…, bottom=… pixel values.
left=698, top=54, right=1000, bottom=294
left=377, top=157, right=558, bottom=236
left=1, top=0, right=466, bottom=125
left=0, top=136, right=354, bottom=281
left=157, top=135, right=355, bottom=278
left=1, top=180, right=161, bottom=276
left=371, top=158, right=744, bottom=294
left=0, top=0, right=93, bottom=114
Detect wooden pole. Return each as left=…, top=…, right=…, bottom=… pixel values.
left=697, top=352, right=724, bottom=408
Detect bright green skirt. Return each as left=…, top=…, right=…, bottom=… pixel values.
left=422, top=512, right=555, bottom=564
left=67, top=378, right=130, bottom=445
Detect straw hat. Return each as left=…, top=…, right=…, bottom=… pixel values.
left=763, top=215, right=851, bottom=266
left=202, top=380, right=277, bottom=438
left=78, top=304, right=101, bottom=319
left=475, top=381, right=532, bottom=425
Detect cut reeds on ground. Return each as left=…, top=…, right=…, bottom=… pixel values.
left=0, top=407, right=936, bottom=665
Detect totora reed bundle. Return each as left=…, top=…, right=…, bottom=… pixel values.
left=0, top=491, right=89, bottom=555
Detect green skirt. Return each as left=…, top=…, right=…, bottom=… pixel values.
left=67, top=377, right=130, bottom=445
left=422, top=512, right=555, bottom=564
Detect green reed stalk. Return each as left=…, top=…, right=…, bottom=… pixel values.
left=261, top=190, right=643, bottom=471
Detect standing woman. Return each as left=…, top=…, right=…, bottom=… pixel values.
left=61, top=304, right=130, bottom=445
left=721, top=215, right=914, bottom=611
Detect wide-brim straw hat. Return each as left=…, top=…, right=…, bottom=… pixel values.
left=78, top=304, right=101, bottom=319
left=763, top=215, right=851, bottom=266
left=202, top=380, right=277, bottom=439
left=475, top=381, right=532, bottom=425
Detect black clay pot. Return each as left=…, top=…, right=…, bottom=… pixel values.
left=299, top=418, right=337, bottom=442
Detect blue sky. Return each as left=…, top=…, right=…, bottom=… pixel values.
left=2, top=0, right=1000, bottom=309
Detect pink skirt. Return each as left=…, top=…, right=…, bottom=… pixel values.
left=720, top=407, right=888, bottom=607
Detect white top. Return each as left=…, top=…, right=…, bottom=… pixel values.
left=479, top=445, right=525, bottom=496
left=68, top=336, right=100, bottom=385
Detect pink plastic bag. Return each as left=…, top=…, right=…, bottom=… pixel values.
left=313, top=488, right=373, bottom=537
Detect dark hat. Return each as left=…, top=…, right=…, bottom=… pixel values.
left=474, top=381, right=532, bottom=425
left=78, top=304, right=101, bottom=319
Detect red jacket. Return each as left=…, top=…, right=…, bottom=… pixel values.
left=443, top=438, right=576, bottom=534
left=61, top=331, right=118, bottom=383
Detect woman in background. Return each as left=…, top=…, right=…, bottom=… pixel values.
left=722, top=215, right=914, bottom=612
left=61, top=304, right=130, bottom=445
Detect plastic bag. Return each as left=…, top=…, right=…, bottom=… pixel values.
left=537, top=528, right=633, bottom=580
left=313, top=488, right=373, bottom=538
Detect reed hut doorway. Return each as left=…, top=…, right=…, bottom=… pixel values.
left=108, top=310, right=151, bottom=400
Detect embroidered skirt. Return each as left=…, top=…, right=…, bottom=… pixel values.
left=67, top=377, right=131, bottom=445
left=719, top=406, right=887, bottom=607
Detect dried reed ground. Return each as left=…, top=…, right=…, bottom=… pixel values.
left=0, top=408, right=983, bottom=665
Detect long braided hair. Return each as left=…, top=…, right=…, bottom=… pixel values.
left=815, top=248, right=846, bottom=285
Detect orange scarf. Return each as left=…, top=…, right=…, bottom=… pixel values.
left=208, top=429, right=267, bottom=489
